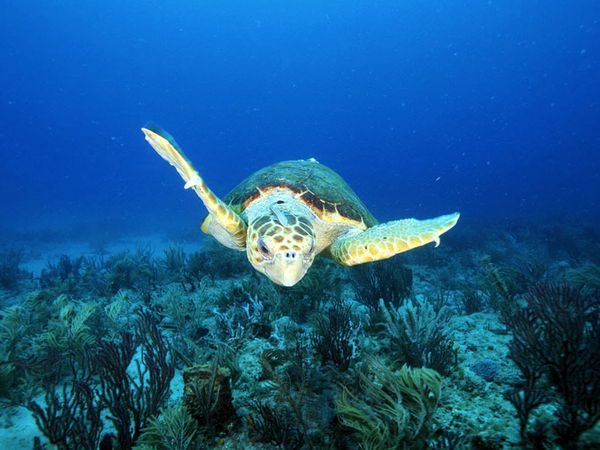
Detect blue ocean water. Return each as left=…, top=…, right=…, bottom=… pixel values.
left=1, top=0, right=598, bottom=237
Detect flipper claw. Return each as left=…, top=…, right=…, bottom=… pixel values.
left=184, top=175, right=202, bottom=190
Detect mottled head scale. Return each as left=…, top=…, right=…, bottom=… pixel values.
left=246, top=201, right=316, bottom=287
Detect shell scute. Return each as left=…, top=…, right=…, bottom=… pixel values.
left=223, top=160, right=377, bottom=227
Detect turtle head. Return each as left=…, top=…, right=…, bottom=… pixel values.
left=246, top=208, right=316, bottom=287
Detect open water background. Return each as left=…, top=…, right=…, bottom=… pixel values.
left=1, top=0, right=599, bottom=237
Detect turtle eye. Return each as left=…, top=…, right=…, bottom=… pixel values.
left=257, top=237, right=271, bottom=258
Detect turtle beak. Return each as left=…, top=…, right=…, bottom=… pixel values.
left=265, top=251, right=309, bottom=287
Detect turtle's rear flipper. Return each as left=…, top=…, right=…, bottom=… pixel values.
left=330, top=212, right=459, bottom=266
left=142, top=126, right=247, bottom=249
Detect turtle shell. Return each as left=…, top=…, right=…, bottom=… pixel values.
left=223, top=160, right=377, bottom=228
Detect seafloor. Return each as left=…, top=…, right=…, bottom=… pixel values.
left=0, top=219, right=599, bottom=449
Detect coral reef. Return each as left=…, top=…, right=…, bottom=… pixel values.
left=247, top=399, right=304, bottom=449
left=136, top=405, right=199, bottom=450
left=336, top=359, right=443, bottom=449
left=0, top=250, right=30, bottom=291
left=504, top=283, right=600, bottom=447
left=98, top=309, right=175, bottom=449
left=564, top=262, right=600, bottom=291
left=309, top=298, right=357, bottom=371
left=182, top=360, right=237, bottom=435
left=1, top=220, right=599, bottom=448
left=22, top=308, right=174, bottom=450
left=379, top=296, right=457, bottom=375
left=351, top=256, right=413, bottom=313
left=28, top=375, right=104, bottom=450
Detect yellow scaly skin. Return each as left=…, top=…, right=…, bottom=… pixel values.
left=330, top=212, right=460, bottom=266
left=141, top=127, right=247, bottom=249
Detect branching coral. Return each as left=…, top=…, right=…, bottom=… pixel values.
left=1, top=292, right=112, bottom=402
left=257, top=336, right=327, bottom=449
left=78, top=256, right=112, bottom=296
left=0, top=305, right=27, bottom=361
left=213, top=289, right=269, bottom=348
left=310, top=298, right=357, bottom=371
left=480, top=249, right=548, bottom=316
left=0, top=305, right=28, bottom=400
left=160, top=245, right=187, bottom=283
left=97, top=309, right=175, bottom=449
left=505, top=373, right=548, bottom=444
left=28, top=377, right=104, bottom=450
left=104, top=290, right=136, bottom=337
left=182, top=359, right=237, bottom=435
left=458, top=288, right=485, bottom=315
left=351, top=257, right=413, bottom=314
left=564, top=262, right=600, bottom=291
left=379, top=297, right=456, bottom=375
left=136, top=405, right=199, bottom=450
left=26, top=307, right=176, bottom=450
left=0, top=249, right=29, bottom=290
left=44, top=248, right=160, bottom=298
left=39, top=254, right=84, bottom=295
left=247, top=400, right=304, bottom=449
left=1, top=298, right=62, bottom=401
left=479, top=256, right=519, bottom=313
left=185, top=242, right=248, bottom=283
left=504, top=283, right=600, bottom=447
left=34, top=297, right=99, bottom=364
left=105, top=249, right=158, bottom=294
left=336, top=359, right=443, bottom=450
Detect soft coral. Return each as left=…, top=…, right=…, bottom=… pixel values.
left=505, top=284, right=600, bottom=447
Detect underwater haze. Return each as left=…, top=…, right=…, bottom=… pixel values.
left=1, top=0, right=599, bottom=235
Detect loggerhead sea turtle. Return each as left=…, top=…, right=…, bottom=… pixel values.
left=142, top=125, right=459, bottom=287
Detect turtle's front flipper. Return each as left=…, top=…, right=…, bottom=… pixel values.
left=142, top=125, right=247, bottom=249
left=330, top=212, right=459, bottom=266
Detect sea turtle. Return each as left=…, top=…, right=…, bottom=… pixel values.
left=142, top=125, right=460, bottom=286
